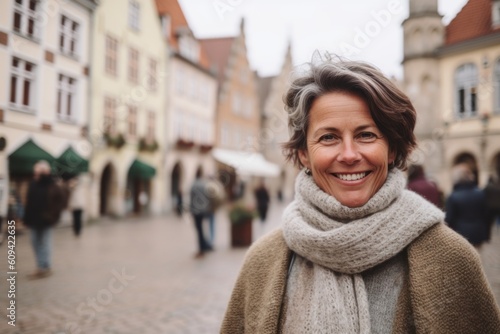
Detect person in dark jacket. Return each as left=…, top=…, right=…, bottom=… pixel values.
left=189, top=170, right=213, bottom=258
left=445, top=163, right=495, bottom=249
left=407, top=164, right=443, bottom=209
left=24, top=160, right=66, bottom=279
left=254, top=180, right=270, bottom=223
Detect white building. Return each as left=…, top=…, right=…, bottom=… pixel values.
left=156, top=0, right=218, bottom=212
left=0, top=0, right=97, bottom=223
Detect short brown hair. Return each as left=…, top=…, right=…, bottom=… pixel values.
left=282, top=56, right=417, bottom=170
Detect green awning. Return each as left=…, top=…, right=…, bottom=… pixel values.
left=128, top=159, right=156, bottom=180
left=8, top=139, right=55, bottom=175
left=54, top=146, right=89, bottom=176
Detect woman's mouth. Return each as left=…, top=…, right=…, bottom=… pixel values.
left=334, top=172, right=369, bottom=181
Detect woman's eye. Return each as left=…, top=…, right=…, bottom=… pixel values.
left=319, top=134, right=336, bottom=142
left=358, top=132, right=377, bottom=141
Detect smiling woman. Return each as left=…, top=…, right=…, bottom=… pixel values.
left=220, top=55, right=500, bottom=333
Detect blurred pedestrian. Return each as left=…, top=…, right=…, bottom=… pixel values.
left=189, top=170, right=212, bottom=258
left=407, top=164, right=443, bottom=209
left=445, top=163, right=495, bottom=250
left=68, top=177, right=85, bottom=237
left=175, top=189, right=184, bottom=217
left=485, top=173, right=500, bottom=226
left=205, top=176, right=225, bottom=246
left=254, top=179, right=270, bottom=223
left=23, top=160, right=66, bottom=279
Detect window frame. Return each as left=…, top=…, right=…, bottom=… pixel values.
left=105, top=35, right=119, bottom=77
left=128, top=47, right=140, bottom=84
left=454, top=63, right=479, bottom=118
left=9, top=56, right=36, bottom=113
left=56, top=73, right=78, bottom=122
left=59, top=14, right=80, bottom=58
left=12, top=0, right=40, bottom=41
left=128, top=0, right=140, bottom=31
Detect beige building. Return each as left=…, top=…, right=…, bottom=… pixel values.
left=89, top=0, right=168, bottom=218
left=156, top=0, right=218, bottom=212
left=0, top=0, right=97, bottom=223
left=260, top=44, right=298, bottom=202
left=403, top=0, right=500, bottom=193
left=201, top=20, right=279, bottom=202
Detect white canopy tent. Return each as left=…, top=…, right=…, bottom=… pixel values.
left=212, top=148, right=280, bottom=177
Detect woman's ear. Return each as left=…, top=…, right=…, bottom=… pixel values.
left=298, top=149, right=311, bottom=169
left=388, top=150, right=396, bottom=166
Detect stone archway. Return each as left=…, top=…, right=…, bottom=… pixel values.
left=100, top=163, right=116, bottom=215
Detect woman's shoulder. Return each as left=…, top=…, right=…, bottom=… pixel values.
left=239, top=228, right=291, bottom=275
left=408, top=223, right=481, bottom=269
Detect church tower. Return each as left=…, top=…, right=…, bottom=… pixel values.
left=402, top=0, right=445, bottom=179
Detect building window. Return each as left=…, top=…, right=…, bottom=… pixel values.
left=148, top=58, right=157, bottom=91
left=179, top=36, right=200, bottom=63
left=105, top=35, right=118, bottom=76
left=128, top=106, right=137, bottom=138
left=13, top=0, right=39, bottom=40
left=104, top=97, right=116, bottom=134
left=147, top=111, right=155, bottom=140
left=176, top=67, right=185, bottom=95
left=57, top=74, right=77, bottom=121
left=232, top=93, right=241, bottom=115
left=60, top=15, right=79, bottom=57
left=10, top=57, right=36, bottom=111
left=128, top=48, right=139, bottom=84
left=454, top=63, right=478, bottom=118
left=128, top=0, right=140, bottom=31
left=495, top=58, right=500, bottom=114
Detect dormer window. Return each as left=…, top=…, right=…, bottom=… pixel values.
left=179, top=35, right=200, bottom=63
left=161, top=15, right=171, bottom=40
left=128, top=0, right=140, bottom=31
left=493, top=1, right=500, bottom=27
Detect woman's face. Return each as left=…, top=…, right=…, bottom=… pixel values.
left=299, top=91, right=395, bottom=208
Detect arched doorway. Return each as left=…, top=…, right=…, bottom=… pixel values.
left=453, top=153, right=478, bottom=185
left=100, top=163, right=114, bottom=215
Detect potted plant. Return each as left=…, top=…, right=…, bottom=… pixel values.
left=229, top=202, right=256, bottom=247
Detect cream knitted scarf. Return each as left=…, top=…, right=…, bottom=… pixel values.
left=282, top=169, right=444, bottom=333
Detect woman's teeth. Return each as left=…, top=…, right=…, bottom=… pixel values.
left=335, top=172, right=367, bottom=181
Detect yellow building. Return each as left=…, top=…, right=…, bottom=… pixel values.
left=89, top=0, right=168, bottom=218
left=403, top=0, right=500, bottom=193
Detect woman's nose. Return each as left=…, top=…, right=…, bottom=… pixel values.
left=337, top=140, right=361, bottom=164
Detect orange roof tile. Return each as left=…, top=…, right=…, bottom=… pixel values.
left=445, top=0, right=500, bottom=45
left=155, top=0, right=211, bottom=69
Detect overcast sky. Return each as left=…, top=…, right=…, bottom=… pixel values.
left=178, top=0, right=468, bottom=79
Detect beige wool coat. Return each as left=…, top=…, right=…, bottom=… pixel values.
left=221, top=223, right=500, bottom=333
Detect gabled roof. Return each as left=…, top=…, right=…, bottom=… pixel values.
left=200, top=37, right=235, bottom=86
left=155, top=0, right=210, bottom=68
left=445, top=0, right=500, bottom=45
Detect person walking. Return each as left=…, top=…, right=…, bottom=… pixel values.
left=253, top=180, right=270, bottom=223
left=68, top=177, right=85, bottom=237
left=23, top=160, right=66, bottom=279
left=407, top=164, right=443, bottom=208
left=445, top=163, right=495, bottom=250
left=189, top=171, right=212, bottom=258
left=221, top=56, right=500, bottom=333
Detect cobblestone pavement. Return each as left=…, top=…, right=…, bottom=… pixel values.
left=0, top=201, right=288, bottom=334
left=0, top=203, right=499, bottom=334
